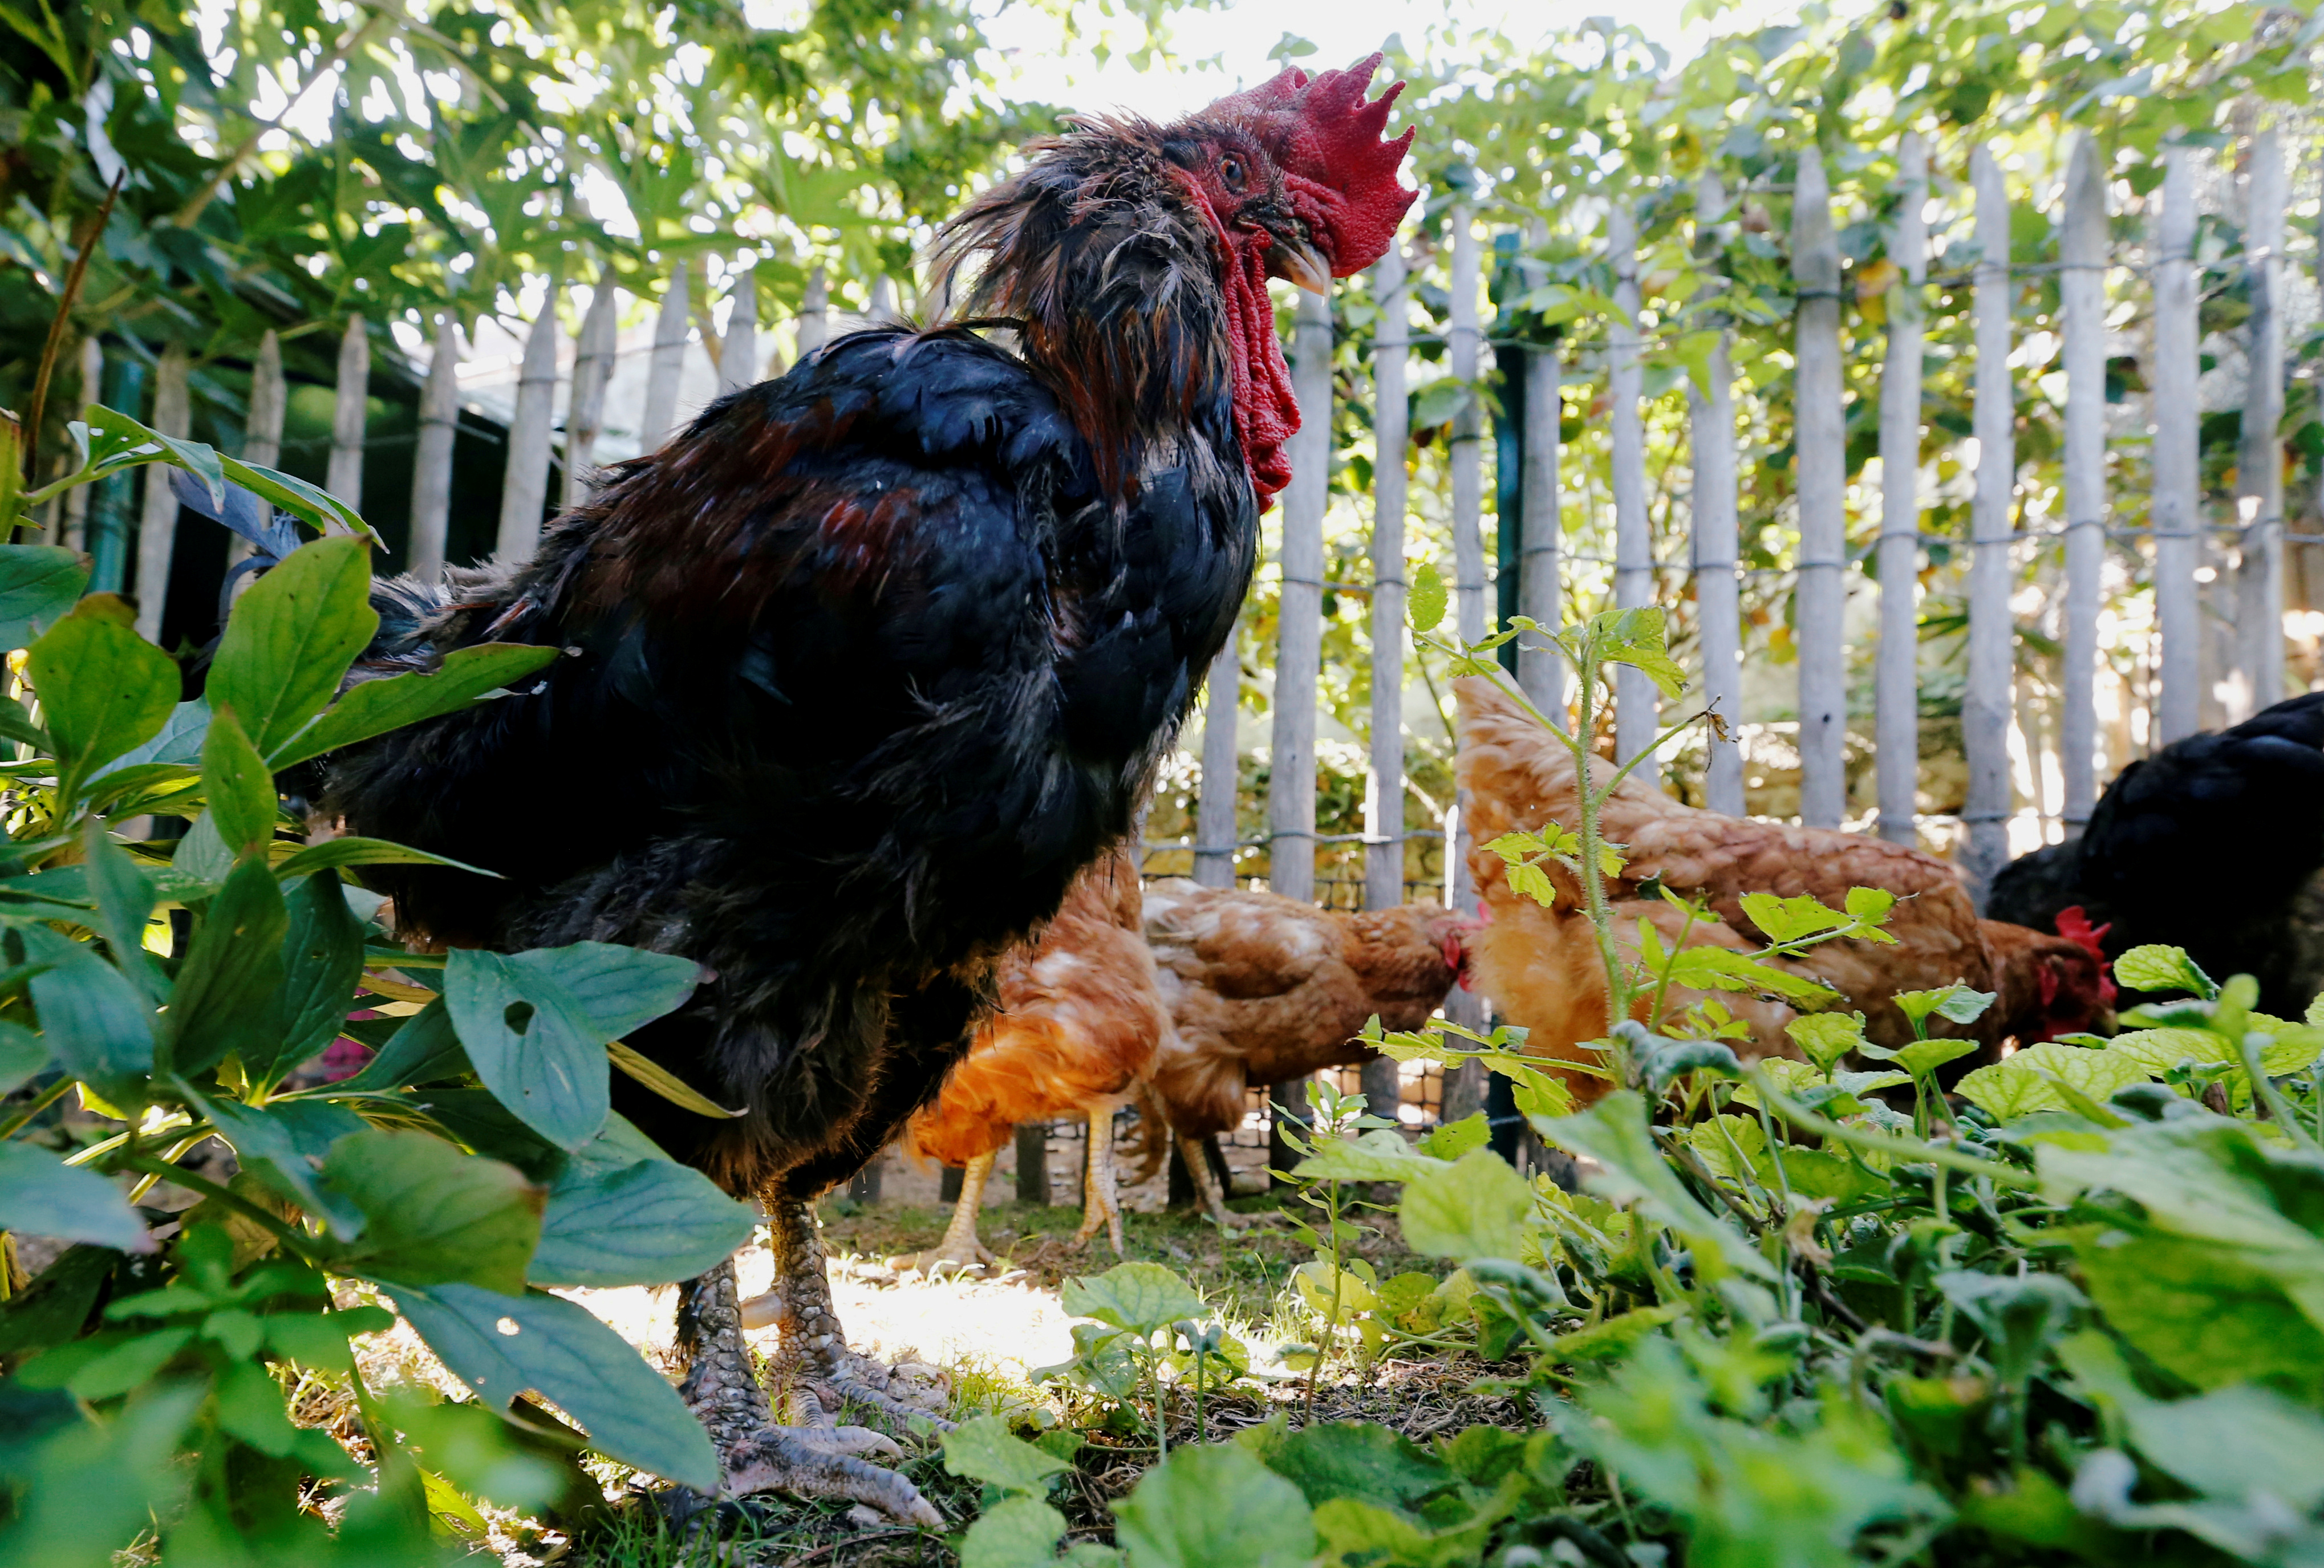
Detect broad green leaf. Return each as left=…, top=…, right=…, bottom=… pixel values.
left=1544, top=1303, right=1684, bottom=1363
left=0, top=693, right=48, bottom=750
left=1292, top=1127, right=1449, bottom=1184
left=1408, top=561, right=1446, bottom=633
left=1787, top=1012, right=1865, bottom=1074
left=2118, top=1383, right=2324, bottom=1513
left=91, top=697, right=208, bottom=780
left=0, top=1141, right=152, bottom=1252
left=1665, top=944, right=1837, bottom=1003
left=1417, top=1111, right=1490, bottom=1161
left=0, top=1380, right=205, bottom=1565
left=1113, top=1441, right=1316, bottom=1568
left=200, top=705, right=277, bottom=856
left=336, top=998, right=468, bottom=1092
left=272, top=837, right=496, bottom=880
left=79, top=819, right=164, bottom=1002
left=2115, top=944, right=2217, bottom=1000
left=2103, top=1027, right=2229, bottom=1077
left=270, top=643, right=563, bottom=769
left=1959, top=1045, right=2147, bottom=1121
left=1588, top=606, right=1686, bottom=699
left=1884, top=1037, right=1979, bottom=1078
left=387, top=1280, right=716, bottom=1490
left=1255, top=1420, right=1452, bottom=1510
left=0, top=1022, right=49, bottom=1096
left=170, top=810, right=236, bottom=885
left=252, top=868, right=367, bottom=1089
left=1397, top=1149, right=1532, bottom=1263
left=159, top=856, right=287, bottom=1079
left=21, top=924, right=155, bottom=1108
left=445, top=943, right=701, bottom=1149
left=1737, top=891, right=1851, bottom=945
left=1893, top=984, right=1992, bottom=1028
left=1844, top=886, right=1898, bottom=927
left=321, top=1130, right=542, bottom=1294
left=196, top=1094, right=368, bottom=1240
left=208, top=535, right=378, bottom=758
left=83, top=405, right=226, bottom=509
left=959, top=1497, right=1084, bottom=1568
left=527, top=1159, right=754, bottom=1287
left=219, top=452, right=376, bottom=542
left=942, top=1415, right=1072, bottom=1494
left=26, top=597, right=180, bottom=798
left=0, top=545, right=89, bottom=650
left=1061, top=1261, right=1204, bottom=1335
left=1954, top=1062, right=2059, bottom=1121
left=2071, top=1230, right=2324, bottom=1400
left=1538, top=1091, right=1775, bottom=1281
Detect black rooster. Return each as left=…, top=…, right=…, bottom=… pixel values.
left=1988, top=692, right=2324, bottom=1015
left=327, top=59, right=1415, bottom=1522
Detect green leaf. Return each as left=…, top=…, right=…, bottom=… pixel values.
left=336, top=998, right=469, bottom=1092
left=943, top=1415, right=1072, bottom=1494
left=272, top=837, right=496, bottom=880
left=2115, top=944, right=2217, bottom=1000
left=1417, top=1111, right=1490, bottom=1161
left=0, top=1141, right=152, bottom=1252
left=169, top=810, right=236, bottom=887
left=321, top=1130, right=542, bottom=1294
left=0, top=1380, right=206, bottom=1565
left=1953, top=1062, right=2058, bottom=1121
left=1888, top=1037, right=1979, bottom=1077
left=200, top=705, right=277, bottom=856
left=1786, top=1013, right=1865, bottom=1074
left=79, top=819, right=165, bottom=1002
left=1113, top=1441, right=1316, bottom=1568
left=84, top=405, right=226, bottom=511
left=1588, top=606, right=1686, bottom=699
left=21, top=924, right=155, bottom=1109
left=0, top=545, right=89, bottom=650
left=1256, top=1420, right=1452, bottom=1510
left=445, top=943, right=701, bottom=1150
left=1292, top=1127, right=1450, bottom=1184
left=1408, top=561, right=1446, bottom=633
left=1397, top=1149, right=1532, bottom=1263
left=2103, top=1027, right=2229, bottom=1078
left=1958, top=1044, right=2148, bottom=1121
left=0, top=1021, right=49, bottom=1096
left=1544, top=1303, right=1684, bottom=1363
left=1737, top=891, right=1851, bottom=945
left=387, top=1281, right=716, bottom=1491
left=528, top=1159, right=755, bottom=1287
left=270, top=643, right=562, bottom=770
left=219, top=453, right=376, bottom=542
left=94, top=697, right=209, bottom=779
left=1664, top=944, right=1838, bottom=1003
left=196, top=1094, right=368, bottom=1240
left=1893, top=984, right=1993, bottom=1029
left=1061, top=1261, right=1204, bottom=1335
left=26, top=596, right=180, bottom=799
left=252, top=868, right=367, bottom=1089
left=207, top=534, right=378, bottom=759
left=959, top=1496, right=1076, bottom=1568
left=158, top=855, right=287, bottom=1079
left=1538, top=1091, right=1775, bottom=1281
left=2071, top=1230, right=2324, bottom=1400
left=605, top=1037, right=743, bottom=1119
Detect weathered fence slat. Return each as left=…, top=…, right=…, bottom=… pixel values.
left=408, top=312, right=459, bottom=583
left=1690, top=172, right=1742, bottom=810
left=223, top=328, right=288, bottom=585
left=1519, top=343, right=1563, bottom=721
left=1609, top=198, right=1655, bottom=776
left=1876, top=132, right=1927, bottom=846
left=1792, top=147, right=1847, bottom=829
left=2238, top=125, right=2288, bottom=713
left=2059, top=132, right=2108, bottom=827
left=1962, top=147, right=2017, bottom=901
left=1194, top=635, right=1240, bottom=889
left=328, top=314, right=368, bottom=507
left=496, top=300, right=559, bottom=562
left=1441, top=205, right=1487, bottom=1108
left=58, top=336, right=104, bottom=550
left=132, top=343, right=190, bottom=641
left=2152, top=141, right=2201, bottom=745
left=640, top=266, right=690, bottom=453
left=1367, top=246, right=1411, bottom=908
left=564, top=279, right=619, bottom=509
left=720, top=263, right=758, bottom=396
left=796, top=265, right=830, bottom=359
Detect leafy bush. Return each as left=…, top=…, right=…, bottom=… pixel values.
left=993, top=606, right=2324, bottom=1568
left=0, top=408, right=759, bottom=1563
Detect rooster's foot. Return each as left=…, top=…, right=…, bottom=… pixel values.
left=795, top=1345, right=954, bottom=1435
left=721, top=1423, right=944, bottom=1528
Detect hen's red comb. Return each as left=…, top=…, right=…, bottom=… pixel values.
left=2055, top=905, right=2118, bottom=1009
left=1203, top=52, right=1417, bottom=275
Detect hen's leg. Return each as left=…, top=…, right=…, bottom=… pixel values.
left=674, top=1257, right=939, bottom=1526
left=898, top=1151, right=997, bottom=1274
left=741, top=1195, right=954, bottom=1433
left=1070, top=1108, right=1125, bottom=1254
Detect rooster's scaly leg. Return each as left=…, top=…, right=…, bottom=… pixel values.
left=742, top=1195, right=954, bottom=1436
left=898, top=1151, right=997, bottom=1274
left=674, top=1257, right=938, bottom=1526
left=1070, top=1107, right=1125, bottom=1254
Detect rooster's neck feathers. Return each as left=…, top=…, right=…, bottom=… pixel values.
left=935, top=124, right=1260, bottom=503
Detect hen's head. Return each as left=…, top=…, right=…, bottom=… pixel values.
left=936, top=55, right=1414, bottom=505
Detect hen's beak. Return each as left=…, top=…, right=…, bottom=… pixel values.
left=1268, top=235, right=1332, bottom=294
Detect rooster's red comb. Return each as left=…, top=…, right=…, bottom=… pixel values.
left=1202, top=52, right=1417, bottom=276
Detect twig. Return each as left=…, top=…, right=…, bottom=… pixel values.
left=22, top=169, right=125, bottom=493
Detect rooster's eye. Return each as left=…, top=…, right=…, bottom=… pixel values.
left=1219, top=155, right=1246, bottom=192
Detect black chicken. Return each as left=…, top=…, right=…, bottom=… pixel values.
left=327, top=59, right=1415, bottom=1522
left=1987, top=692, right=2324, bottom=1015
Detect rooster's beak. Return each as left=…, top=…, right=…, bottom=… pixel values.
left=1269, top=237, right=1332, bottom=294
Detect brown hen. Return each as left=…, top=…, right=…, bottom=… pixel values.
left=1456, top=677, right=2109, bottom=1098
left=904, top=848, right=1167, bottom=1270
left=1141, top=879, right=1464, bottom=1222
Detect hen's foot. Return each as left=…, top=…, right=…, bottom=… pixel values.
left=895, top=1151, right=999, bottom=1276
left=761, top=1191, right=957, bottom=1439
left=675, top=1257, right=944, bottom=1529
left=1177, top=1134, right=1286, bottom=1230
left=1069, top=1106, right=1126, bottom=1255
